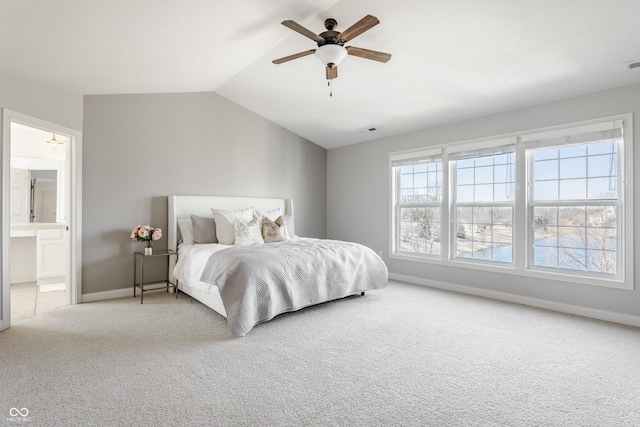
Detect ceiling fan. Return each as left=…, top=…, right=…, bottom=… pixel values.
left=272, top=15, right=392, bottom=81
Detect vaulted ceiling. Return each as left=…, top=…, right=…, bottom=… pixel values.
left=2, top=0, right=640, bottom=149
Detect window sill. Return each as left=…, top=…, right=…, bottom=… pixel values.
left=390, top=252, right=632, bottom=290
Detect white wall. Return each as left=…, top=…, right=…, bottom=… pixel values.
left=82, top=92, right=327, bottom=294
left=327, top=82, right=640, bottom=319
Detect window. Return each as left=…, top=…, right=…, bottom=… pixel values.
left=390, top=115, right=633, bottom=289
left=391, top=149, right=442, bottom=256
left=450, top=143, right=515, bottom=263
left=525, top=123, right=623, bottom=278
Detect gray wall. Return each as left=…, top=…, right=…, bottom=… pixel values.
left=0, top=73, right=84, bottom=131
left=82, top=92, right=326, bottom=294
left=327, top=82, right=640, bottom=318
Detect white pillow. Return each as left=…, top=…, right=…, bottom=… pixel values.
left=257, top=207, right=282, bottom=224
left=178, top=218, right=194, bottom=245
left=234, top=214, right=264, bottom=246
left=283, top=213, right=296, bottom=238
left=211, top=207, right=254, bottom=245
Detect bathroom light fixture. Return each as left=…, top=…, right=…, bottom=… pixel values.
left=46, top=134, right=64, bottom=151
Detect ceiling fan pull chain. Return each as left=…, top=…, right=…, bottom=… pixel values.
left=328, top=80, right=333, bottom=97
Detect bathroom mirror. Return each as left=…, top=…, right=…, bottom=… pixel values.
left=10, top=158, right=64, bottom=224
left=29, top=170, right=58, bottom=223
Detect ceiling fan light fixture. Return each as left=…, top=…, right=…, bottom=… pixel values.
left=315, top=44, right=347, bottom=66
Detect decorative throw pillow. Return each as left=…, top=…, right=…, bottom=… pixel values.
left=262, top=216, right=287, bottom=243
left=211, top=207, right=254, bottom=245
left=178, top=218, right=194, bottom=245
left=191, top=215, right=217, bottom=244
left=234, top=214, right=264, bottom=246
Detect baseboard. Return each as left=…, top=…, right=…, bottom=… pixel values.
left=81, top=287, right=132, bottom=303
left=10, top=275, right=37, bottom=284
left=81, top=283, right=173, bottom=303
left=39, top=282, right=65, bottom=292
left=389, top=273, right=640, bottom=328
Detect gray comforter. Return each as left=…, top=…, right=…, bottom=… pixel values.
left=199, top=238, right=388, bottom=336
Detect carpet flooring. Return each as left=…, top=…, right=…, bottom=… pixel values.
left=1, top=280, right=639, bottom=426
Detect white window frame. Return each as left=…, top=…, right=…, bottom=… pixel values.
left=449, top=141, right=516, bottom=265
left=390, top=148, right=443, bottom=258
left=389, top=114, right=633, bottom=290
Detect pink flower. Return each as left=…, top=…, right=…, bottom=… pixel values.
left=137, top=227, right=149, bottom=239
left=152, top=228, right=162, bottom=240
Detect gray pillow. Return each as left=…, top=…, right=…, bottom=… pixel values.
left=191, top=215, right=217, bottom=244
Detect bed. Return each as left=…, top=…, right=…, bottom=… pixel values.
left=168, top=195, right=388, bottom=336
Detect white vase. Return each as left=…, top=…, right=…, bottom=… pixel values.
left=144, top=247, right=152, bottom=255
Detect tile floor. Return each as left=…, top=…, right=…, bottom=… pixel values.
left=10, top=282, right=66, bottom=322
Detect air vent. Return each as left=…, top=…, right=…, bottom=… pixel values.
left=359, top=127, right=378, bottom=133
left=626, top=60, right=640, bottom=70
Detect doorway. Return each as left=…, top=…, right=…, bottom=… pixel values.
left=1, top=110, right=82, bottom=331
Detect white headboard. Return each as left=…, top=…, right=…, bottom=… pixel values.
left=168, top=195, right=294, bottom=252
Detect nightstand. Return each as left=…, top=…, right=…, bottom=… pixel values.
left=133, top=250, right=178, bottom=304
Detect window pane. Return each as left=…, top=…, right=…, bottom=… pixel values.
left=560, top=157, right=586, bottom=179
left=455, top=206, right=513, bottom=263
left=414, top=172, right=428, bottom=187
left=475, top=184, right=494, bottom=202
left=558, top=227, right=586, bottom=248
left=559, top=145, right=586, bottom=158
left=400, top=189, right=413, bottom=203
left=587, top=177, right=617, bottom=199
left=559, top=179, right=586, bottom=199
left=414, top=163, right=428, bottom=173
left=457, top=185, right=474, bottom=202
left=559, top=248, right=586, bottom=271
left=558, top=206, right=585, bottom=226
left=534, top=180, right=558, bottom=201
left=533, top=206, right=557, bottom=226
left=454, top=150, right=514, bottom=203
left=457, top=167, right=474, bottom=186
left=532, top=138, right=622, bottom=208
left=397, top=205, right=441, bottom=256
left=400, top=173, right=413, bottom=188
left=534, top=148, right=559, bottom=161
left=588, top=141, right=616, bottom=156
left=494, top=183, right=514, bottom=202
left=494, top=165, right=511, bottom=183
left=588, top=154, right=615, bottom=177
left=397, top=160, right=443, bottom=207
left=533, top=159, right=558, bottom=181
left=586, top=250, right=617, bottom=274
left=475, top=166, right=493, bottom=184
left=494, top=153, right=511, bottom=165
left=534, top=246, right=558, bottom=268
left=530, top=203, right=617, bottom=275
left=474, top=156, right=493, bottom=167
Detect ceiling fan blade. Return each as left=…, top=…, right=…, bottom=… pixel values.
left=346, top=46, right=392, bottom=63
left=325, top=65, right=338, bottom=80
left=339, top=15, right=380, bottom=42
left=272, top=49, right=316, bottom=64
left=281, top=20, right=324, bottom=43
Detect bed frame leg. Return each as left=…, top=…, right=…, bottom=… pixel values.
left=361, top=291, right=365, bottom=296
